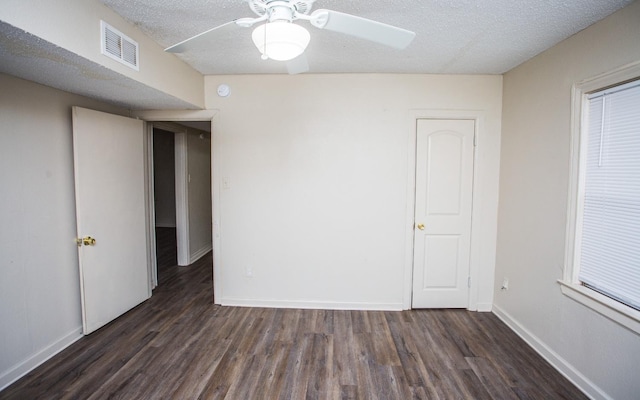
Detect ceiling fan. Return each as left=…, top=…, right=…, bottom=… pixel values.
left=164, top=0, right=416, bottom=74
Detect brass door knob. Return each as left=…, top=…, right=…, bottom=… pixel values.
left=416, top=223, right=425, bottom=230
left=82, top=236, right=96, bottom=246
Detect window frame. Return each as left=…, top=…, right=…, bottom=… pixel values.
left=560, top=60, right=640, bottom=334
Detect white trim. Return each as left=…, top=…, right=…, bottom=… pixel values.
left=558, top=280, right=640, bottom=335
left=190, top=243, right=213, bottom=264
left=71, top=107, right=89, bottom=335
left=220, top=298, right=404, bottom=311
left=402, top=114, right=418, bottom=310
left=0, top=328, right=82, bottom=391
left=405, top=109, right=486, bottom=311
left=144, top=123, right=158, bottom=289
left=476, top=302, right=493, bottom=312
left=210, top=114, right=222, bottom=304
left=564, top=60, right=640, bottom=328
left=132, top=110, right=221, bottom=304
left=132, top=110, right=217, bottom=121
left=493, top=305, right=611, bottom=400
left=174, top=131, right=190, bottom=266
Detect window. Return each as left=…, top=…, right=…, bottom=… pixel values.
left=580, top=80, right=640, bottom=309
left=561, top=62, right=640, bottom=334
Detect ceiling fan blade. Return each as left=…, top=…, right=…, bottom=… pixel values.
left=165, top=20, right=239, bottom=53
left=286, top=54, right=309, bottom=75
left=310, top=9, right=415, bottom=50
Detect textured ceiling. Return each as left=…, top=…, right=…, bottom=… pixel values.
left=100, top=0, right=634, bottom=75
left=0, top=1, right=633, bottom=110
left=0, top=21, right=199, bottom=110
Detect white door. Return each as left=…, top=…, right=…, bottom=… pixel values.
left=72, top=107, right=151, bottom=334
left=412, top=119, right=475, bottom=308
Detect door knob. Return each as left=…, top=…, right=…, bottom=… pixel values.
left=416, top=223, right=425, bottom=230
left=77, top=236, right=96, bottom=246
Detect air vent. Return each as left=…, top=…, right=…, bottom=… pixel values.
left=100, top=21, right=139, bottom=70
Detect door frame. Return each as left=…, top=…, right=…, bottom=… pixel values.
left=133, top=109, right=220, bottom=303
left=144, top=122, right=158, bottom=288
left=404, top=110, right=485, bottom=311
left=151, top=122, right=190, bottom=269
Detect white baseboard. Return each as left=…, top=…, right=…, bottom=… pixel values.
left=0, top=328, right=83, bottom=391
left=220, top=298, right=404, bottom=311
left=492, top=305, right=611, bottom=400
left=189, top=243, right=212, bottom=264
left=476, top=302, right=493, bottom=312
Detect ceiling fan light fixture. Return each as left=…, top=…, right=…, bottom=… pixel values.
left=252, top=21, right=310, bottom=61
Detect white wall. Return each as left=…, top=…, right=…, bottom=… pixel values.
left=0, top=73, right=128, bottom=389
left=494, top=2, right=640, bottom=399
left=0, top=0, right=204, bottom=108
left=187, top=130, right=213, bottom=261
left=205, top=74, right=502, bottom=310
left=153, top=129, right=176, bottom=228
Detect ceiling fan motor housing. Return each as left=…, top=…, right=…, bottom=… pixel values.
left=268, top=3, right=295, bottom=22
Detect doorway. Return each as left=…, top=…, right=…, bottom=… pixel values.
left=152, top=128, right=178, bottom=270
left=150, top=121, right=213, bottom=289
left=134, top=109, right=219, bottom=302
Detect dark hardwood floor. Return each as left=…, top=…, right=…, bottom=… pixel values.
left=155, top=226, right=177, bottom=269
left=1, top=245, right=587, bottom=399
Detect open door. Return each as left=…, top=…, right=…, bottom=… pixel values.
left=72, top=107, right=151, bottom=334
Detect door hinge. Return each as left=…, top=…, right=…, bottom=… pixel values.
left=468, top=276, right=471, bottom=288
left=473, top=134, right=477, bottom=147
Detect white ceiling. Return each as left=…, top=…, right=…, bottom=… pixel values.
left=100, top=0, right=634, bottom=75
left=0, top=1, right=633, bottom=110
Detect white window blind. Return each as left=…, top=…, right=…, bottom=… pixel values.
left=579, top=79, right=640, bottom=311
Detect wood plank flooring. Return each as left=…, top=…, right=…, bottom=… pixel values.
left=0, top=251, right=587, bottom=399
left=155, top=227, right=177, bottom=268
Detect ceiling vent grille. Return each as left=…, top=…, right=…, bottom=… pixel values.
left=100, top=21, right=139, bottom=70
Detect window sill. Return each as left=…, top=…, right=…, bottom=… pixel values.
left=558, top=280, right=640, bottom=335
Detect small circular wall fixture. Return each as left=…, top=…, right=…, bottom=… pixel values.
left=217, top=84, right=230, bottom=97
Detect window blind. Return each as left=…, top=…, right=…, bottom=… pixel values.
left=579, top=80, right=640, bottom=311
